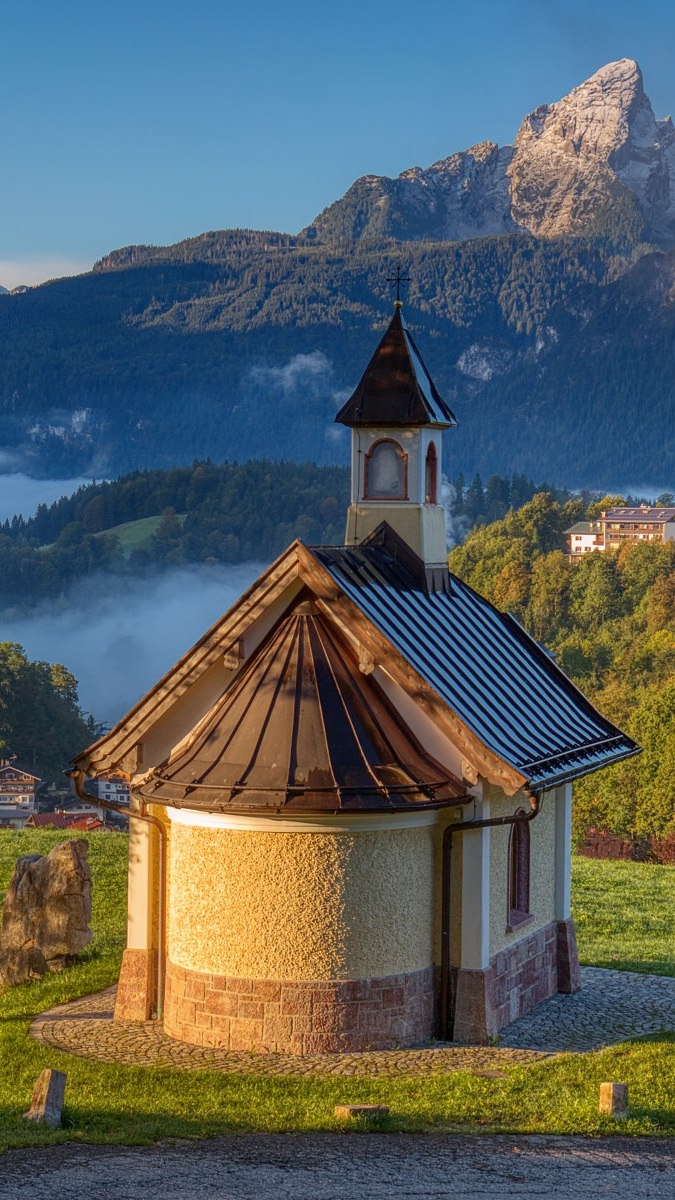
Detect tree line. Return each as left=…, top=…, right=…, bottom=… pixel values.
left=0, top=462, right=559, bottom=609
left=0, top=643, right=96, bottom=785
left=449, top=492, right=675, bottom=850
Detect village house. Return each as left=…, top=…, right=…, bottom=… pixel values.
left=86, top=769, right=131, bottom=808
left=565, top=506, right=675, bottom=560
left=564, top=520, right=604, bottom=559
left=0, top=759, right=41, bottom=829
left=71, top=301, right=638, bottom=1049
left=55, top=799, right=107, bottom=822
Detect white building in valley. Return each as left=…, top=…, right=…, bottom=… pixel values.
left=566, top=507, right=675, bottom=560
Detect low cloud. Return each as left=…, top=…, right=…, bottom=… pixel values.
left=249, top=352, right=351, bottom=451
left=603, top=484, right=675, bottom=501
left=250, top=351, right=333, bottom=395
left=441, top=476, right=470, bottom=550
left=1, top=563, right=262, bottom=727
left=0, top=474, right=94, bottom=523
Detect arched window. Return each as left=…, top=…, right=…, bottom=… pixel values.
left=364, top=439, right=407, bottom=500
left=425, top=443, right=438, bottom=505
left=507, top=816, right=531, bottom=930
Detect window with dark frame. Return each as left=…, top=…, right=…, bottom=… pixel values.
left=507, top=815, right=531, bottom=931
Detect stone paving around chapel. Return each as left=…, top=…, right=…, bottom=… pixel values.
left=31, top=966, right=675, bottom=1076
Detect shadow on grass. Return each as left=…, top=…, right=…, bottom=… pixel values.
left=580, top=956, right=675, bottom=978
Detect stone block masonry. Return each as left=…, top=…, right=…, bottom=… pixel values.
left=491, top=922, right=559, bottom=1028
left=164, top=960, right=434, bottom=1053
left=452, top=919, right=581, bottom=1043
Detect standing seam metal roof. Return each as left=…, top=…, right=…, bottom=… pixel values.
left=310, top=543, right=639, bottom=790
left=138, top=600, right=466, bottom=813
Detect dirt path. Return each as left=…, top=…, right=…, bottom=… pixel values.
left=1, top=1134, right=673, bottom=1199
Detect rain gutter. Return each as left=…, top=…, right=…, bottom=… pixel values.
left=439, top=789, right=542, bottom=1042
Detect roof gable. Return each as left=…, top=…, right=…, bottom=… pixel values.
left=72, top=531, right=638, bottom=796
left=139, top=596, right=465, bottom=814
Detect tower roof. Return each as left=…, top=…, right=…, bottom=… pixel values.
left=138, top=597, right=466, bottom=814
left=335, top=306, right=457, bottom=428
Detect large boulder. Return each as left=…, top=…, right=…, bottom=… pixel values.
left=0, top=839, right=92, bottom=989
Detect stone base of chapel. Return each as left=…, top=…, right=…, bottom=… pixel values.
left=114, top=948, right=157, bottom=1020
left=451, top=918, right=581, bottom=1045
left=163, top=960, right=435, bottom=1053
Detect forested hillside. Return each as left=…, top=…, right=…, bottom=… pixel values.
left=0, top=461, right=348, bottom=609
left=2, top=231, right=672, bottom=486
left=0, top=461, right=557, bottom=609
left=449, top=494, right=675, bottom=850
left=0, top=643, right=96, bottom=783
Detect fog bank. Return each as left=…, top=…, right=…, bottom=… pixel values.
left=0, top=474, right=93, bottom=522
left=1, top=563, right=262, bottom=727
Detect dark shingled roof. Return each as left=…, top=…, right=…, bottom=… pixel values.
left=139, top=598, right=466, bottom=814
left=335, top=306, right=457, bottom=428
left=605, top=507, right=675, bottom=523
left=309, top=541, right=639, bottom=792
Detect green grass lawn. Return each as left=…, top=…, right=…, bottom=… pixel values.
left=0, top=834, right=673, bottom=1150
left=573, top=856, right=675, bottom=977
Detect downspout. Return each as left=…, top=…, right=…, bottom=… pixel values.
left=439, top=789, right=542, bottom=1042
left=68, top=769, right=167, bottom=1020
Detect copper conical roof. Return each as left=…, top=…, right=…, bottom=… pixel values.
left=140, top=599, right=465, bottom=814
left=335, top=306, right=457, bottom=428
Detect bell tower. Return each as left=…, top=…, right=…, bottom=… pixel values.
left=335, top=299, right=457, bottom=574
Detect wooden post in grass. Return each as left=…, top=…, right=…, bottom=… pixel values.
left=23, top=1069, right=67, bottom=1128
left=599, top=1082, right=628, bottom=1118
left=334, top=1104, right=390, bottom=1119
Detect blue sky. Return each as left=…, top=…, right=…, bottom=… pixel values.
left=1, top=0, right=674, bottom=286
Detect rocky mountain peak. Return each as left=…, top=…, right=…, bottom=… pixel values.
left=515, top=59, right=645, bottom=162
left=307, top=59, right=675, bottom=246
left=509, top=58, right=675, bottom=238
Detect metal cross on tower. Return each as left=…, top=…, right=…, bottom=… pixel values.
left=386, top=266, right=411, bottom=306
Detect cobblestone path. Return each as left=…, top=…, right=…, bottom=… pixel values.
left=30, top=966, right=675, bottom=1075
left=31, top=988, right=544, bottom=1077
left=500, top=966, right=675, bottom=1052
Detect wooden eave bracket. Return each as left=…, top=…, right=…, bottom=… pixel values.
left=222, top=639, right=245, bottom=672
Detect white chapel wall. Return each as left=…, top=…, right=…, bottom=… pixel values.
left=488, top=787, right=557, bottom=958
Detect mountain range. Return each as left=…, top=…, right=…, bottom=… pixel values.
left=307, top=58, right=675, bottom=246
left=1, top=58, right=674, bottom=489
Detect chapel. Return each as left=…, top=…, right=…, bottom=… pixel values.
left=71, top=298, right=638, bottom=1050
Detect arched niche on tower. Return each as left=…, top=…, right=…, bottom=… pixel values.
left=364, top=439, right=408, bottom=500
left=425, top=442, right=438, bottom=505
